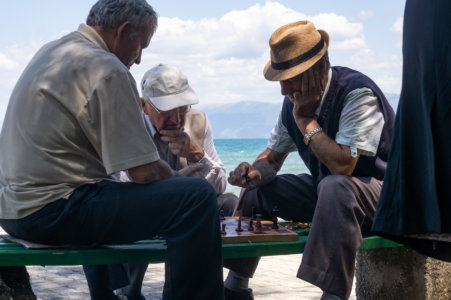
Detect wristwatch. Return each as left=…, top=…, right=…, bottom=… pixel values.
left=303, top=127, right=323, bottom=146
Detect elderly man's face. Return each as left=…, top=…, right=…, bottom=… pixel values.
left=112, top=22, right=154, bottom=69
left=142, top=99, right=189, bottom=132
left=279, top=58, right=327, bottom=101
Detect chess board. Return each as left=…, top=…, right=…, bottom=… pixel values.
left=220, top=217, right=299, bottom=244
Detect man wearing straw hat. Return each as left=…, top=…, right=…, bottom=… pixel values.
left=225, top=20, right=395, bottom=300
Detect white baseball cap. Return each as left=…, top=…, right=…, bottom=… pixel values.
left=141, top=64, right=199, bottom=111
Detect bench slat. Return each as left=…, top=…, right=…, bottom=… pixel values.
left=0, top=234, right=401, bottom=266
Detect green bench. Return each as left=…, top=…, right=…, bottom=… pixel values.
left=0, top=227, right=402, bottom=266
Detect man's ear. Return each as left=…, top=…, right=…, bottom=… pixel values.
left=118, top=21, right=132, bottom=37
left=113, top=21, right=132, bottom=44
left=141, top=98, right=150, bottom=115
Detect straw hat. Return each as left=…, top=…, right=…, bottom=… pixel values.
left=141, top=64, right=199, bottom=111
left=263, top=20, right=329, bottom=81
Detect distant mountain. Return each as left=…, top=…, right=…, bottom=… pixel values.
left=199, top=101, right=282, bottom=139
left=200, top=94, right=400, bottom=139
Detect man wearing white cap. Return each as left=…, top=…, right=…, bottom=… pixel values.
left=225, top=20, right=395, bottom=300
left=137, top=64, right=234, bottom=209
left=85, top=64, right=237, bottom=299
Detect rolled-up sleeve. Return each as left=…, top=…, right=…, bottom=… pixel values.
left=335, top=88, right=384, bottom=157
left=267, top=111, right=297, bottom=153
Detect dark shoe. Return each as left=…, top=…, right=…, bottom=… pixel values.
left=8, top=283, right=37, bottom=300
left=0, top=278, right=13, bottom=300
left=0, top=267, right=36, bottom=300
left=224, top=287, right=254, bottom=300
left=320, top=292, right=344, bottom=300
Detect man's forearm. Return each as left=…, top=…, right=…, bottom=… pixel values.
left=252, top=159, right=278, bottom=185
left=128, top=159, right=177, bottom=184
left=296, top=118, right=359, bottom=175
left=252, top=148, right=287, bottom=186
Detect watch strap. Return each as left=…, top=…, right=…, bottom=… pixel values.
left=304, top=127, right=323, bottom=146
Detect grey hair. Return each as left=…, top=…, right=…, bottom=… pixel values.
left=87, top=0, right=158, bottom=36
left=322, top=51, right=331, bottom=70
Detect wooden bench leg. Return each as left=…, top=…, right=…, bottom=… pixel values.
left=356, top=247, right=451, bottom=300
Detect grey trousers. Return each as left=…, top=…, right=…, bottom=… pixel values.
left=224, top=173, right=381, bottom=299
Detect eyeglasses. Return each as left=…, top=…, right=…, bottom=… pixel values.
left=147, top=100, right=191, bottom=117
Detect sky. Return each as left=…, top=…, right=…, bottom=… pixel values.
left=0, top=0, right=406, bottom=128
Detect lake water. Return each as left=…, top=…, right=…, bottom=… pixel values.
left=214, top=138, right=309, bottom=195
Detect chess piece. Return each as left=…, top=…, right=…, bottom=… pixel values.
left=248, top=218, right=254, bottom=231
left=219, top=209, right=225, bottom=221
left=235, top=216, right=243, bottom=232
left=251, top=206, right=256, bottom=221
left=245, top=173, right=256, bottom=190
left=255, top=214, right=262, bottom=233
left=221, top=223, right=227, bottom=235
left=272, top=205, right=279, bottom=229
left=288, top=220, right=294, bottom=230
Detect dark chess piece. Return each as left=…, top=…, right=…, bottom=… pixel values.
left=219, top=209, right=225, bottom=221
left=248, top=218, right=254, bottom=231
left=221, top=223, right=227, bottom=235
left=235, top=216, right=243, bottom=232
left=255, top=214, right=262, bottom=233
left=272, top=205, right=279, bottom=229
left=251, top=206, right=256, bottom=220
left=245, top=173, right=256, bottom=190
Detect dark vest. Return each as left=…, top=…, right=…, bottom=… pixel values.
left=281, top=66, right=395, bottom=185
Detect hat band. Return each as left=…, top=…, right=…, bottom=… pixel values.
left=271, top=38, right=325, bottom=71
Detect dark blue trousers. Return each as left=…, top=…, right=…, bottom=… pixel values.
left=0, top=178, right=224, bottom=300
left=86, top=193, right=238, bottom=300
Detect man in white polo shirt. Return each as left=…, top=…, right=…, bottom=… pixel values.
left=0, top=1, right=224, bottom=300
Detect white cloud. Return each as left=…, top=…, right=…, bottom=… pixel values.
left=149, top=2, right=306, bottom=61
left=0, top=43, right=44, bottom=129
left=392, top=17, right=403, bottom=35
left=133, top=2, right=369, bottom=106
left=312, top=13, right=364, bottom=41
left=1, top=1, right=403, bottom=130
left=391, top=17, right=404, bottom=49
left=374, top=75, right=402, bottom=95
left=333, top=37, right=366, bottom=50
left=0, top=53, right=19, bottom=71
left=359, top=10, right=374, bottom=20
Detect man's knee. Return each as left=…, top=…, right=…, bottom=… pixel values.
left=217, top=193, right=238, bottom=216
left=318, top=175, right=353, bottom=199
left=184, top=178, right=217, bottom=213
left=315, top=175, right=359, bottom=213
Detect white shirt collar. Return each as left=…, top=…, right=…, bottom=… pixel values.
left=144, top=114, right=158, bottom=138
left=77, top=23, right=110, bottom=52
left=314, top=68, right=332, bottom=117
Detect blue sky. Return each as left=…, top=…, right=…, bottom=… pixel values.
left=0, top=0, right=406, bottom=127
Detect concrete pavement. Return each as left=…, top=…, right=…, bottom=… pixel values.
left=27, top=254, right=357, bottom=299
